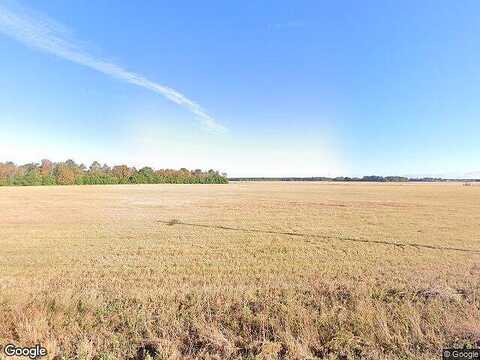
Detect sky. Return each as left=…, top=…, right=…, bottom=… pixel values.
left=0, top=0, right=479, bottom=177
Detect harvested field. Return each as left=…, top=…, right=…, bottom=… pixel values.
left=0, top=182, right=479, bottom=359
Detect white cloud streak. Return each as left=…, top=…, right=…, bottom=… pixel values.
left=0, top=2, right=226, bottom=132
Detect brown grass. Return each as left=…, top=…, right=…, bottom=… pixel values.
left=0, top=182, right=479, bottom=359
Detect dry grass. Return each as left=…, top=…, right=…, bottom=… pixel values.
left=0, top=182, right=479, bottom=359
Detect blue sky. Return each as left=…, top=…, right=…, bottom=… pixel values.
left=0, top=0, right=479, bottom=177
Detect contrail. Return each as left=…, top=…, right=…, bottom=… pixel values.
left=0, top=2, right=226, bottom=132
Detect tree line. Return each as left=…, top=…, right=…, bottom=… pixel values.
left=228, top=176, right=479, bottom=182
left=0, top=159, right=228, bottom=186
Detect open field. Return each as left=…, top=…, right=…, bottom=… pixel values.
left=1, top=182, right=479, bottom=359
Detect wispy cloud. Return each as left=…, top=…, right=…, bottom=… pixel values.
left=0, top=2, right=226, bottom=132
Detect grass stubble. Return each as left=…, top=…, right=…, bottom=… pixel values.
left=0, top=182, right=479, bottom=359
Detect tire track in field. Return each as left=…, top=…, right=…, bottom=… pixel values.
left=158, top=219, right=480, bottom=254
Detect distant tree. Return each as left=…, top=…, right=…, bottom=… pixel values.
left=89, top=161, right=102, bottom=174
left=362, top=176, right=386, bottom=182
left=23, top=168, right=43, bottom=186
left=42, top=174, right=56, bottom=185
left=39, top=159, right=53, bottom=176
left=0, top=162, right=17, bottom=185
left=65, top=159, right=77, bottom=168
left=56, top=167, right=75, bottom=185
left=134, top=167, right=155, bottom=183
left=111, top=165, right=133, bottom=183
left=385, top=176, right=408, bottom=182
left=54, top=160, right=81, bottom=185
left=101, top=164, right=111, bottom=174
